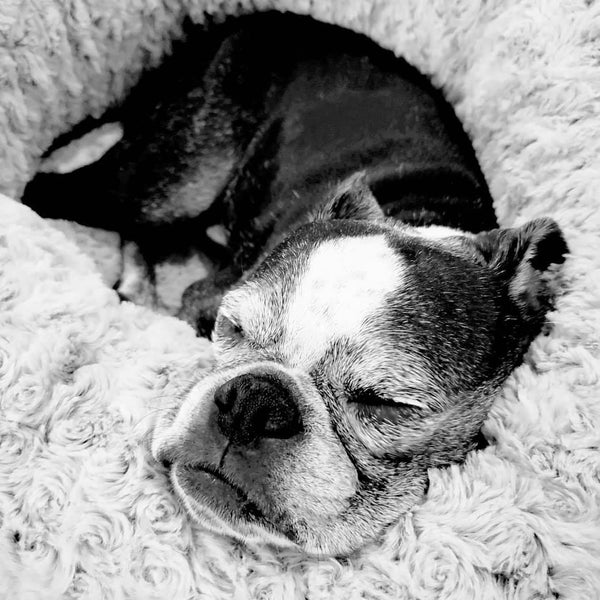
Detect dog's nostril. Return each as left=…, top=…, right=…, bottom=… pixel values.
left=214, top=379, right=237, bottom=413
left=213, top=373, right=303, bottom=444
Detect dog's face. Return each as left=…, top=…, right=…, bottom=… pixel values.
left=152, top=190, right=567, bottom=556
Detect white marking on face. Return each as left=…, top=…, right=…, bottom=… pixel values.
left=282, top=235, right=404, bottom=368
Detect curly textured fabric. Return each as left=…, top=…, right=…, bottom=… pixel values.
left=0, top=1, right=599, bottom=599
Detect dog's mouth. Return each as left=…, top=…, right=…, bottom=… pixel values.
left=170, top=461, right=294, bottom=546
left=181, top=462, right=265, bottom=519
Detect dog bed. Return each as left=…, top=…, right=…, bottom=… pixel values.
left=1, top=1, right=599, bottom=598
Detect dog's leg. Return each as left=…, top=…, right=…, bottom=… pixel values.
left=21, top=18, right=291, bottom=241
left=20, top=141, right=129, bottom=231
left=116, top=241, right=158, bottom=308
left=178, top=265, right=241, bottom=337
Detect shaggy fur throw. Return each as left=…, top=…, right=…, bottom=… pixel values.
left=1, top=1, right=599, bottom=598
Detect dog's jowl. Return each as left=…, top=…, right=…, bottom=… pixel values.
left=23, top=13, right=568, bottom=555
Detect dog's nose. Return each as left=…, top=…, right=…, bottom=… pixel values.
left=213, top=373, right=303, bottom=444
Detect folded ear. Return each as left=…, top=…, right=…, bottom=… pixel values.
left=474, top=217, right=569, bottom=320
left=311, top=172, right=385, bottom=222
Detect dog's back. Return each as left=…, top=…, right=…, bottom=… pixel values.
left=22, top=13, right=498, bottom=331
left=191, top=14, right=498, bottom=270
left=257, top=19, right=496, bottom=244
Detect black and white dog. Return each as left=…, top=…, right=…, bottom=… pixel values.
left=24, top=13, right=568, bottom=556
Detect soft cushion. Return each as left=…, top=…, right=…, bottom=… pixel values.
left=0, top=1, right=599, bottom=598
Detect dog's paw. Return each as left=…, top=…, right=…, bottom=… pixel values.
left=116, top=241, right=157, bottom=308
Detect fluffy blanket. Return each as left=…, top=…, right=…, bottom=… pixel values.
left=1, top=1, right=600, bottom=598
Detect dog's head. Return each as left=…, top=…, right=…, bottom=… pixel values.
left=153, top=180, right=568, bottom=555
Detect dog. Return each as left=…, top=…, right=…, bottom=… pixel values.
left=23, top=13, right=568, bottom=556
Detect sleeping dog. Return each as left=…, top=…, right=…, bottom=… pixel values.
left=23, top=13, right=568, bottom=555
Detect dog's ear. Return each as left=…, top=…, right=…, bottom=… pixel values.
left=473, top=218, right=569, bottom=320
left=312, top=172, right=385, bottom=222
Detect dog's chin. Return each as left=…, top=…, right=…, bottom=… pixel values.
left=170, top=462, right=299, bottom=550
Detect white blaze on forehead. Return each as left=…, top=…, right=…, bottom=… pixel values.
left=283, top=235, right=403, bottom=367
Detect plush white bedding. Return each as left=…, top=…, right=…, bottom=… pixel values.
left=0, top=1, right=599, bottom=598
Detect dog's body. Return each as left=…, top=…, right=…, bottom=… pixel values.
left=23, top=13, right=568, bottom=555
left=25, top=13, right=499, bottom=334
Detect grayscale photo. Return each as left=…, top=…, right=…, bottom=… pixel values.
left=0, top=1, right=598, bottom=599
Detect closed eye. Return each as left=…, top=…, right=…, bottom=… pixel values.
left=215, top=314, right=244, bottom=343
left=347, top=387, right=427, bottom=412
left=347, top=387, right=396, bottom=407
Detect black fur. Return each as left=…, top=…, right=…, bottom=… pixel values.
left=22, top=12, right=498, bottom=335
